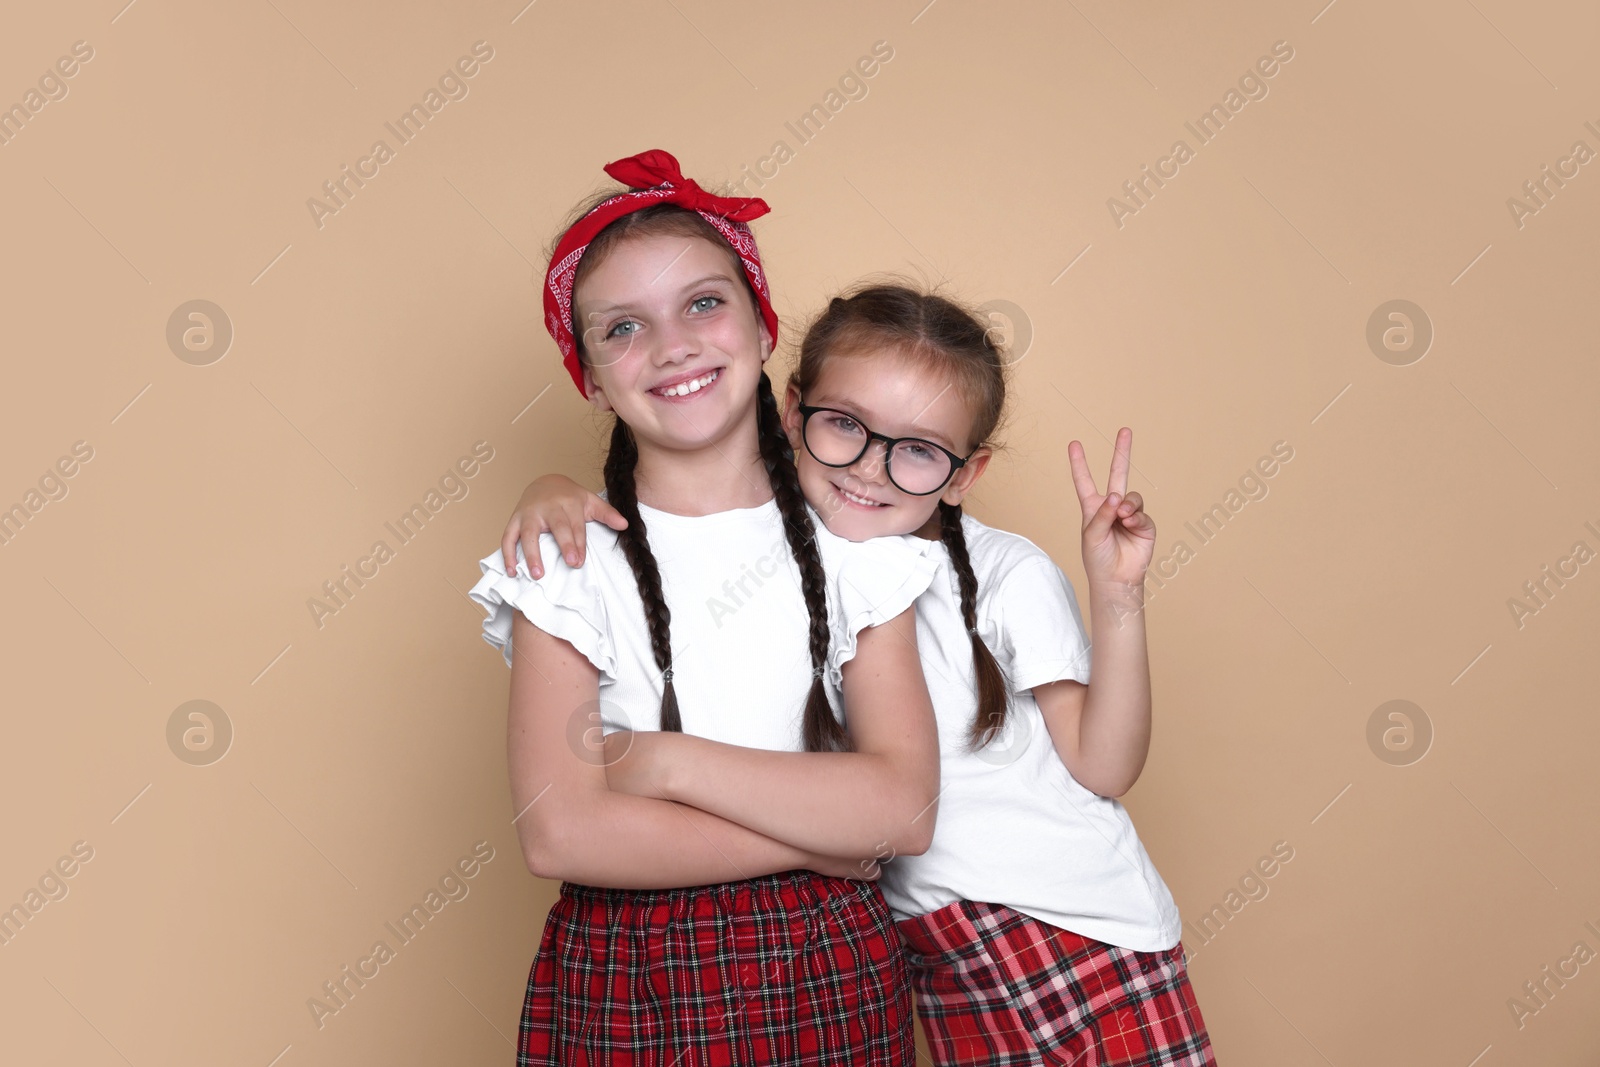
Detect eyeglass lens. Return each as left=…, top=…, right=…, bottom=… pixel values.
left=804, top=409, right=952, bottom=495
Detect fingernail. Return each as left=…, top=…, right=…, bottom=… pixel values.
left=565, top=552, right=577, bottom=565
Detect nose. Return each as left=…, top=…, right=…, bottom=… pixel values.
left=847, top=438, right=891, bottom=485
left=651, top=316, right=697, bottom=367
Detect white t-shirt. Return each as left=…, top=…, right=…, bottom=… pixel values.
left=469, top=499, right=939, bottom=751
left=877, top=514, right=1183, bottom=953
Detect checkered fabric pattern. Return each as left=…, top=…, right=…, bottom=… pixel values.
left=518, top=869, right=915, bottom=1065
left=897, top=900, right=1214, bottom=1067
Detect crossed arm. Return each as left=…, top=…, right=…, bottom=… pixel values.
left=507, top=607, right=939, bottom=889
left=600, top=605, right=940, bottom=858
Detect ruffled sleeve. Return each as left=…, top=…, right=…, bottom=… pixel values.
left=822, top=532, right=942, bottom=688
left=467, top=536, right=616, bottom=679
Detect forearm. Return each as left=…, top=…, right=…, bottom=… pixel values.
left=615, top=608, right=940, bottom=856
left=1076, top=578, right=1153, bottom=795
left=622, top=733, right=936, bottom=856
left=508, top=616, right=814, bottom=889
left=522, top=785, right=815, bottom=890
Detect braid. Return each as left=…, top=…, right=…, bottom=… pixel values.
left=940, top=502, right=1009, bottom=748
left=602, top=419, right=682, bottom=733
left=756, top=372, right=851, bottom=753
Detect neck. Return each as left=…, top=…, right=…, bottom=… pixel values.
left=631, top=408, right=773, bottom=516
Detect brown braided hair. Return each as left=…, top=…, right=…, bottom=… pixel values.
left=938, top=500, right=1010, bottom=748
left=791, top=283, right=1010, bottom=749
left=564, top=201, right=846, bottom=750
left=599, top=418, right=683, bottom=731
left=755, top=370, right=851, bottom=753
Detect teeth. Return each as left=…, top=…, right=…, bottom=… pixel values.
left=840, top=487, right=882, bottom=507
left=658, top=370, right=718, bottom=397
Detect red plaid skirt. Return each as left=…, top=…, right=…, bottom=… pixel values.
left=518, top=869, right=914, bottom=1065
left=897, top=900, right=1214, bottom=1067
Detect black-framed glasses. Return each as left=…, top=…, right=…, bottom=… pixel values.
left=796, top=403, right=973, bottom=496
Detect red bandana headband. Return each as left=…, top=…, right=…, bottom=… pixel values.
left=543, top=149, right=780, bottom=397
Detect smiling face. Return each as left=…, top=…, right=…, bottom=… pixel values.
left=782, top=347, right=992, bottom=542
left=575, top=231, right=772, bottom=455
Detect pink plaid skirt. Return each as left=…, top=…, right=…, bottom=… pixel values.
left=897, top=900, right=1214, bottom=1066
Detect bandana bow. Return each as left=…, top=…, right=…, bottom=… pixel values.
left=542, top=150, right=779, bottom=397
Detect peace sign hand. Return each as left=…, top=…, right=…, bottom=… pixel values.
left=1068, top=427, right=1156, bottom=588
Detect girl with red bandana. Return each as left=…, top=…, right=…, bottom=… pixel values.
left=470, top=151, right=943, bottom=1064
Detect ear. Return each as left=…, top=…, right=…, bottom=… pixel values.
left=940, top=447, right=992, bottom=507
left=757, top=318, right=774, bottom=364
left=781, top=381, right=804, bottom=451
left=582, top=365, right=613, bottom=413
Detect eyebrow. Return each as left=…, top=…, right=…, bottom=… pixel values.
left=809, top=394, right=962, bottom=452
left=583, top=274, right=740, bottom=318
left=673, top=273, right=738, bottom=293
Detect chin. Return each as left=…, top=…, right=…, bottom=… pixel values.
left=629, top=399, right=743, bottom=451
left=817, top=514, right=873, bottom=542
left=809, top=491, right=887, bottom=542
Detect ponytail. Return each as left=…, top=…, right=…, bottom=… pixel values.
left=940, top=501, right=1009, bottom=748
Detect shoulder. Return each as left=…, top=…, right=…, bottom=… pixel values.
left=959, top=514, right=1060, bottom=587
left=468, top=523, right=633, bottom=673
left=957, top=516, right=1086, bottom=638
left=528, top=522, right=628, bottom=578
left=476, top=521, right=635, bottom=615
left=957, top=517, right=1090, bottom=684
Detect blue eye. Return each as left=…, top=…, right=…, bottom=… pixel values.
left=606, top=320, right=639, bottom=339
left=690, top=295, right=723, bottom=313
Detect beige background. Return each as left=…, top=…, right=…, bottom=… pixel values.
left=2, top=0, right=1597, bottom=1063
